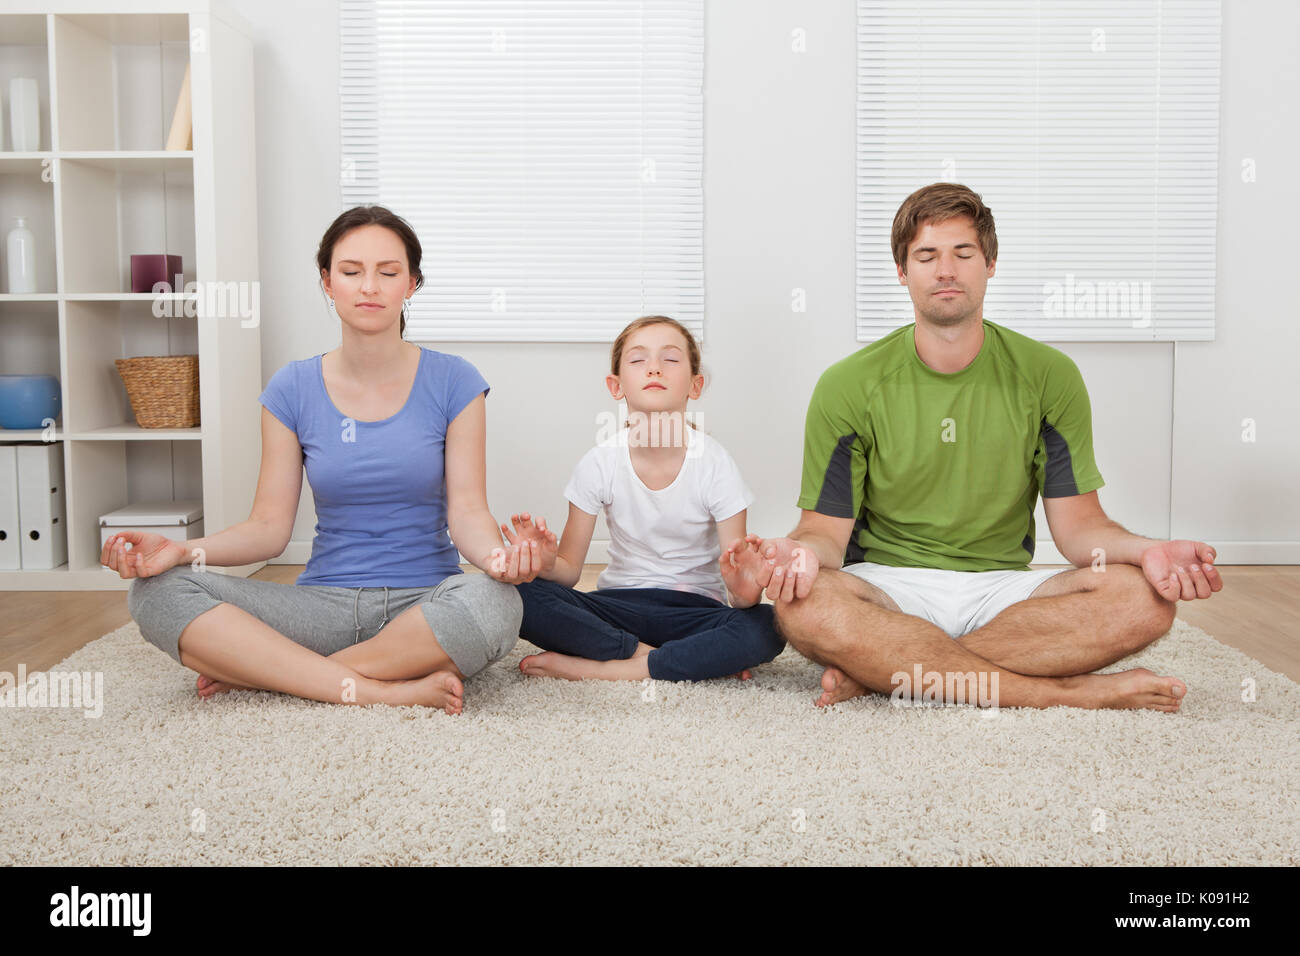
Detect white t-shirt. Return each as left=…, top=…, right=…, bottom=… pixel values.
left=564, top=426, right=754, bottom=604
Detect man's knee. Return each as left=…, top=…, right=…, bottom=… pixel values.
left=1101, top=564, right=1176, bottom=643
left=772, top=574, right=844, bottom=654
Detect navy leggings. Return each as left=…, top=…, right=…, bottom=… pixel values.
left=515, top=579, right=786, bottom=682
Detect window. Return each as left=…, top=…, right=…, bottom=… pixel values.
left=857, top=0, right=1222, bottom=341
left=340, top=0, right=704, bottom=342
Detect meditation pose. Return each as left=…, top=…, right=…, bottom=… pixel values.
left=504, top=315, right=785, bottom=683
left=754, top=183, right=1222, bottom=711
left=108, top=206, right=536, bottom=714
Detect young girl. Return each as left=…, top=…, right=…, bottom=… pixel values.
left=505, top=315, right=784, bottom=683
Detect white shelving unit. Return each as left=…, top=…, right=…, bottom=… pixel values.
left=0, top=1, right=263, bottom=589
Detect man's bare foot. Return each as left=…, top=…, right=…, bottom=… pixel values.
left=382, top=670, right=464, bottom=715
left=815, top=666, right=868, bottom=708
left=1058, top=667, right=1186, bottom=712
left=733, top=669, right=753, bottom=681
left=519, top=651, right=648, bottom=681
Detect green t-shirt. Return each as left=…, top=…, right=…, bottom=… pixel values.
left=797, top=320, right=1104, bottom=571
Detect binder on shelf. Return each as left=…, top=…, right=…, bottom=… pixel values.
left=16, top=442, right=67, bottom=569
left=0, top=446, right=19, bottom=569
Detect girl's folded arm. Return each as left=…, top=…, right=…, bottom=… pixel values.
left=547, top=502, right=597, bottom=588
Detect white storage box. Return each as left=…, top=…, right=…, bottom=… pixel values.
left=100, top=499, right=204, bottom=547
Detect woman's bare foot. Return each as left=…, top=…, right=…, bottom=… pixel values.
left=815, top=666, right=868, bottom=708
left=1057, top=667, right=1186, bottom=712
left=381, top=670, right=464, bottom=715
left=196, top=674, right=255, bottom=698
left=519, top=651, right=649, bottom=681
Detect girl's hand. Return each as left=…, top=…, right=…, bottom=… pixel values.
left=100, top=531, right=190, bottom=580
left=500, top=512, right=558, bottom=576
left=719, top=535, right=770, bottom=607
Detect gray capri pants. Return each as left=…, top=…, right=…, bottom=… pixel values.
left=127, top=566, right=522, bottom=679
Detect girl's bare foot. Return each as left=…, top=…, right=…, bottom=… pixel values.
left=815, top=666, right=868, bottom=708
left=519, top=651, right=649, bottom=681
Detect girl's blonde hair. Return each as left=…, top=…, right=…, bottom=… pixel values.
left=610, top=315, right=703, bottom=429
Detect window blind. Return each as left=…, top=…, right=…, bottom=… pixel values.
left=857, top=0, right=1222, bottom=341
left=340, top=0, right=704, bottom=342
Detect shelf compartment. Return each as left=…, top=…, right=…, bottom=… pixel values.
left=64, top=436, right=202, bottom=572
left=58, top=155, right=195, bottom=294
left=0, top=298, right=59, bottom=379
left=62, top=298, right=200, bottom=434
left=0, top=161, right=57, bottom=294
left=0, top=15, right=52, bottom=153
left=51, top=13, right=191, bottom=153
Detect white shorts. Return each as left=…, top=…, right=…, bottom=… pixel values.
left=841, top=561, right=1073, bottom=639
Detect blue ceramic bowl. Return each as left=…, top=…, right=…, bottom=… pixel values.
left=0, top=375, right=62, bottom=429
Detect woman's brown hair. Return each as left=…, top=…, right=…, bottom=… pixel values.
left=316, top=205, right=424, bottom=337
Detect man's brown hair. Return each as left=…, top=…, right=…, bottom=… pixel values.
left=891, top=183, right=998, bottom=272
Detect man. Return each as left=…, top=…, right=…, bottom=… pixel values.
left=750, top=183, right=1221, bottom=711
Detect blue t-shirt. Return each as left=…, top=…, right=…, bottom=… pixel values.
left=258, top=347, right=489, bottom=587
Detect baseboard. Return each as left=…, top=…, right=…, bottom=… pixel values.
left=271, top=539, right=1300, bottom=567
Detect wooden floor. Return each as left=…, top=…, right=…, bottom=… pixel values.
left=1, top=565, right=1296, bottom=681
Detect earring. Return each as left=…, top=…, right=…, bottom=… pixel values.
left=328, top=298, right=336, bottom=311
left=402, top=297, right=411, bottom=322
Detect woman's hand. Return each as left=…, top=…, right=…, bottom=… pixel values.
left=498, top=512, right=558, bottom=578
left=100, top=531, right=190, bottom=580
left=484, top=512, right=553, bottom=584
left=719, top=535, right=770, bottom=608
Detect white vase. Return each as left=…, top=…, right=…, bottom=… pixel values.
left=6, top=217, right=37, bottom=294
left=9, top=78, right=40, bottom=152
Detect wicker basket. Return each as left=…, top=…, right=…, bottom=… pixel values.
left=114, top=355, right=201, bottom=428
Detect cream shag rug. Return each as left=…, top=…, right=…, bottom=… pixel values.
left=2, top=618, right=1297, bottom=866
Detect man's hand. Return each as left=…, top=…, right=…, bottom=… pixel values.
left=1140, top=540, right=1223, bottom=602
left=499, top=512, right=558, bottom=577
left=748, top=534, right=821, bottom=603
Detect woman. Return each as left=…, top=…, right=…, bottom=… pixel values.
left=108, top=206, right=540, bottom=715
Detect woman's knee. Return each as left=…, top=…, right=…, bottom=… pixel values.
left=127, top=566, right=196, bottom=621
left=127, top=566, right=207, bottom=659
left=425, top=574, right=522, bottom=678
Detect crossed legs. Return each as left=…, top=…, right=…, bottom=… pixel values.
left=177, top=603, right=466, bottom=714
left=775, top=564, right=1182, bottom=711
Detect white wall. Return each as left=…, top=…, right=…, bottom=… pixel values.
left=226, top=0, right=1299, bottom=565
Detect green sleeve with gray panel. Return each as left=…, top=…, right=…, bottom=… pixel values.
left=796, top=321, right=1104, bottom=572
